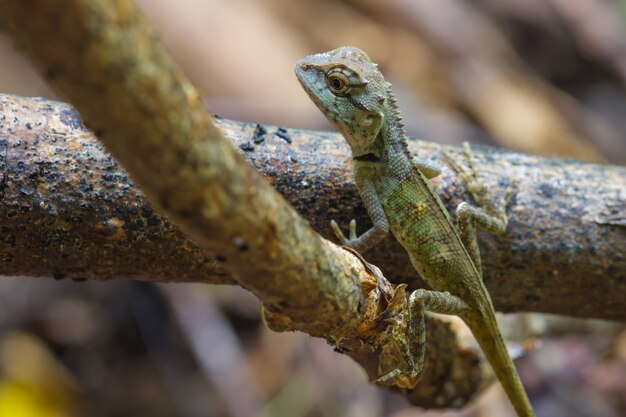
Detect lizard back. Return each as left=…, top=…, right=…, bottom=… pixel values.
left=356, top=150, right=488, bottom=309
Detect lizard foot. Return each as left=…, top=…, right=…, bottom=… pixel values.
left=330, top=218, right=358, bottom=247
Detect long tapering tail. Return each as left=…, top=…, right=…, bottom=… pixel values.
left=467, top=310, right=535, bottom=417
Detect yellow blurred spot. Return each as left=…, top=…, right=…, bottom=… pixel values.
left=0, top=331, right=80, bottom=417
left=0, top=380, right=65, bottom=417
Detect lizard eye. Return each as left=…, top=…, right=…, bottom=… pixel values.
left=326, top=71, right=350, bottom=95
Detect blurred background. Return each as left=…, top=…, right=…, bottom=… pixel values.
left=0, top=0, right=625, bottom=416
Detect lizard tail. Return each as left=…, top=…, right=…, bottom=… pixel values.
left=467, top=311, right=535, bottom=417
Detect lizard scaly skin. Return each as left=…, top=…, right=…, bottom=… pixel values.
left=295, top=47, right=535, bottom=417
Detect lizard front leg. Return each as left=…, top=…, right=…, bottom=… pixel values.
left=413, top=156, right=442, bottom=179
left=331, top=177, right=389, bottom=252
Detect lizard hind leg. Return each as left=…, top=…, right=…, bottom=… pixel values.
left=455, top=202, right=506, bottom=275
left=445, top=142, right=514, bottom=274
left=375, top=287, right=469, bottom=388
left=445, top=142, right=514, bottom=224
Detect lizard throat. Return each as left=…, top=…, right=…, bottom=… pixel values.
left=354, top=153, right=381, bottom=162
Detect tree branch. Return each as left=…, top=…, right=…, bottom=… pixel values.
left=1, top=94, right=624, bottom=321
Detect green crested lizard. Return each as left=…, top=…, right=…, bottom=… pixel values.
left=295, top=47, right=535, bottom=417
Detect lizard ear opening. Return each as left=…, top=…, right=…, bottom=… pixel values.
left=356, top=111, right=381, bottom=128
left=355, top=109, right=385, bottom=149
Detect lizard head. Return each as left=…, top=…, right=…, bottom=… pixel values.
left=295, top=46, right=388, bottom=158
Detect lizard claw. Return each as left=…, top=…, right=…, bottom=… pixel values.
left=502, top=178, right=516, bottom=207
left=349, top=219, right=357, bottom=240
left=330, top=220, right=349, bottom=245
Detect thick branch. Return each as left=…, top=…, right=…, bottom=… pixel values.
left=0, top=0, right=496, bottom=408
left=1, top=94, right=624, bottom=321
